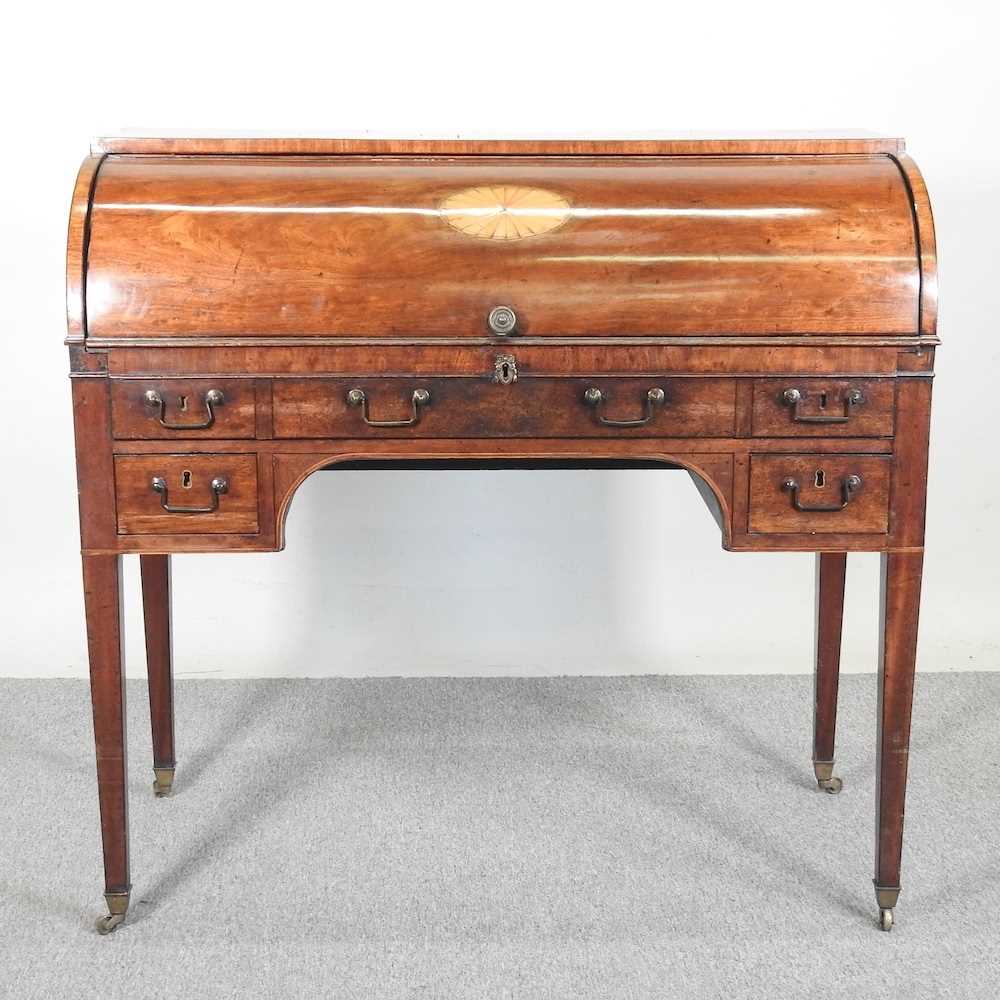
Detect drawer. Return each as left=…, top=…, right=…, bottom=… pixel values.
left=114, top=455, right=259, bottom=535
left=111, top=379, right=256, bottom=439
left=751, top=378, right=894, bottom=437
left=272, top=377, right=736, bottom=438
left=749, top=455, right=890, bottom=534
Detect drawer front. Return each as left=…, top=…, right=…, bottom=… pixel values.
left=751, top=378, right=894, bottom=437
left=115, top=455, right=259, bottom=535
left=111, top=379, right=256, bottom=439
left=749, top=455, right=890, bottom=534
left=272, top=377, right=736, bottom=438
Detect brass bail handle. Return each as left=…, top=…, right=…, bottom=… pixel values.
left=583, top=386, right=666, bottom=427
left=347, top=388, right=431, bottom=427
left=151, top=476, right=228, bottom=514
left=781, top=387, right=864, bottom=424
left=144, top=388, right=225, bottom=430
left=782, top=474, right=862, bottom=512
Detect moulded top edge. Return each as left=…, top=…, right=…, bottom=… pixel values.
left=90, top=134, right=906, bottom=157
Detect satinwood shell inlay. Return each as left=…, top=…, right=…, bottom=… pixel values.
left=439, top=186, right=571, bottom=240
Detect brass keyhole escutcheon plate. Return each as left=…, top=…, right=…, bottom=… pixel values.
left=494, top=354, right=518, bottom=384
left=439, top=186, right=571, bottom=241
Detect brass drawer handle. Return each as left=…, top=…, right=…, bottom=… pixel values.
left=144, top=388, right=225, bottom=430
left=151, top=476, right=228, bottom=514
left=781, top=474, right=862, bottom=512
left=346, top=388, right=430, bottom=427
left=487, top=305, right=518, bottom=336
left=583, top=386, right=666, bottom=427
left=781, top=387, right=864, bottom=424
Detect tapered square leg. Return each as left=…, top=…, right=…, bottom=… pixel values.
left=813, top=552, right=847, bottom=793
left=82, top=553, right=131, bottom=934
left=140, top=554, right=175, bottom=797
left=874, top=549, right=924, bottom=931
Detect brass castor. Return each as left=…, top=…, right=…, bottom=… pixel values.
left=874, top=884, right=899, bottom=932
left=96, top=890, right=129, bottom=935
left=813, top=762, right=843, bottom=794
left=95, top=913, right=125, bottom=935
left=153, top=766, right=175, bottom=798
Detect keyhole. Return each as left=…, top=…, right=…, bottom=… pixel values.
left=814, top=469, right=826, bottom=488
left=179, top=395, right=188, bottom=411
left=819, top=391, right=828, bottom=409
left=495, top=357, right=517, bottom=385
left=181, top=470, right=193, bottom=489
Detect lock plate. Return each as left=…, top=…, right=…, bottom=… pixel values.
left=493, top=354, right=518, bottom=384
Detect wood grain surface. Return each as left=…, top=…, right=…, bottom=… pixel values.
left=85, top=154, right=920, bottom=339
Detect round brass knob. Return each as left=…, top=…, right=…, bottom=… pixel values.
left=487, top=305, right=517, bottom=336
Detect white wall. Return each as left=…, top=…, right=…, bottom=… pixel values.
left=2, top=1, right=997, bottom=679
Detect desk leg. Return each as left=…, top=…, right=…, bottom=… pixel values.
left=83, top=553, right=131, bottom=934
left=813, top=552, right=847, bottom=793
left=873, top=549, right=923, bottom=931
left=141, top=555, right=175, bottom=798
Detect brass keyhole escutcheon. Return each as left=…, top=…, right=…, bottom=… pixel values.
left=494, top=354, right=518, bottom=384
left=181, top=470, right=193, bottom=489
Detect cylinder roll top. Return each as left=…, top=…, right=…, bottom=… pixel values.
left=82, top=153, right=922, bottom=340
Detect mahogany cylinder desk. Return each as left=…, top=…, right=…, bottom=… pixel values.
left=66, top=134, right=937, bottom=934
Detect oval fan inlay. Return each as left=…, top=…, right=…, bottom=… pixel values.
left=439, top=186, right=571, bottom=240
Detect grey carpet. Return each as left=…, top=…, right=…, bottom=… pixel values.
left=1, top=673, right=998, bottom=999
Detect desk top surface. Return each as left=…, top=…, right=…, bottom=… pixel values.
left=91, top=132, right=904, bottom=157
